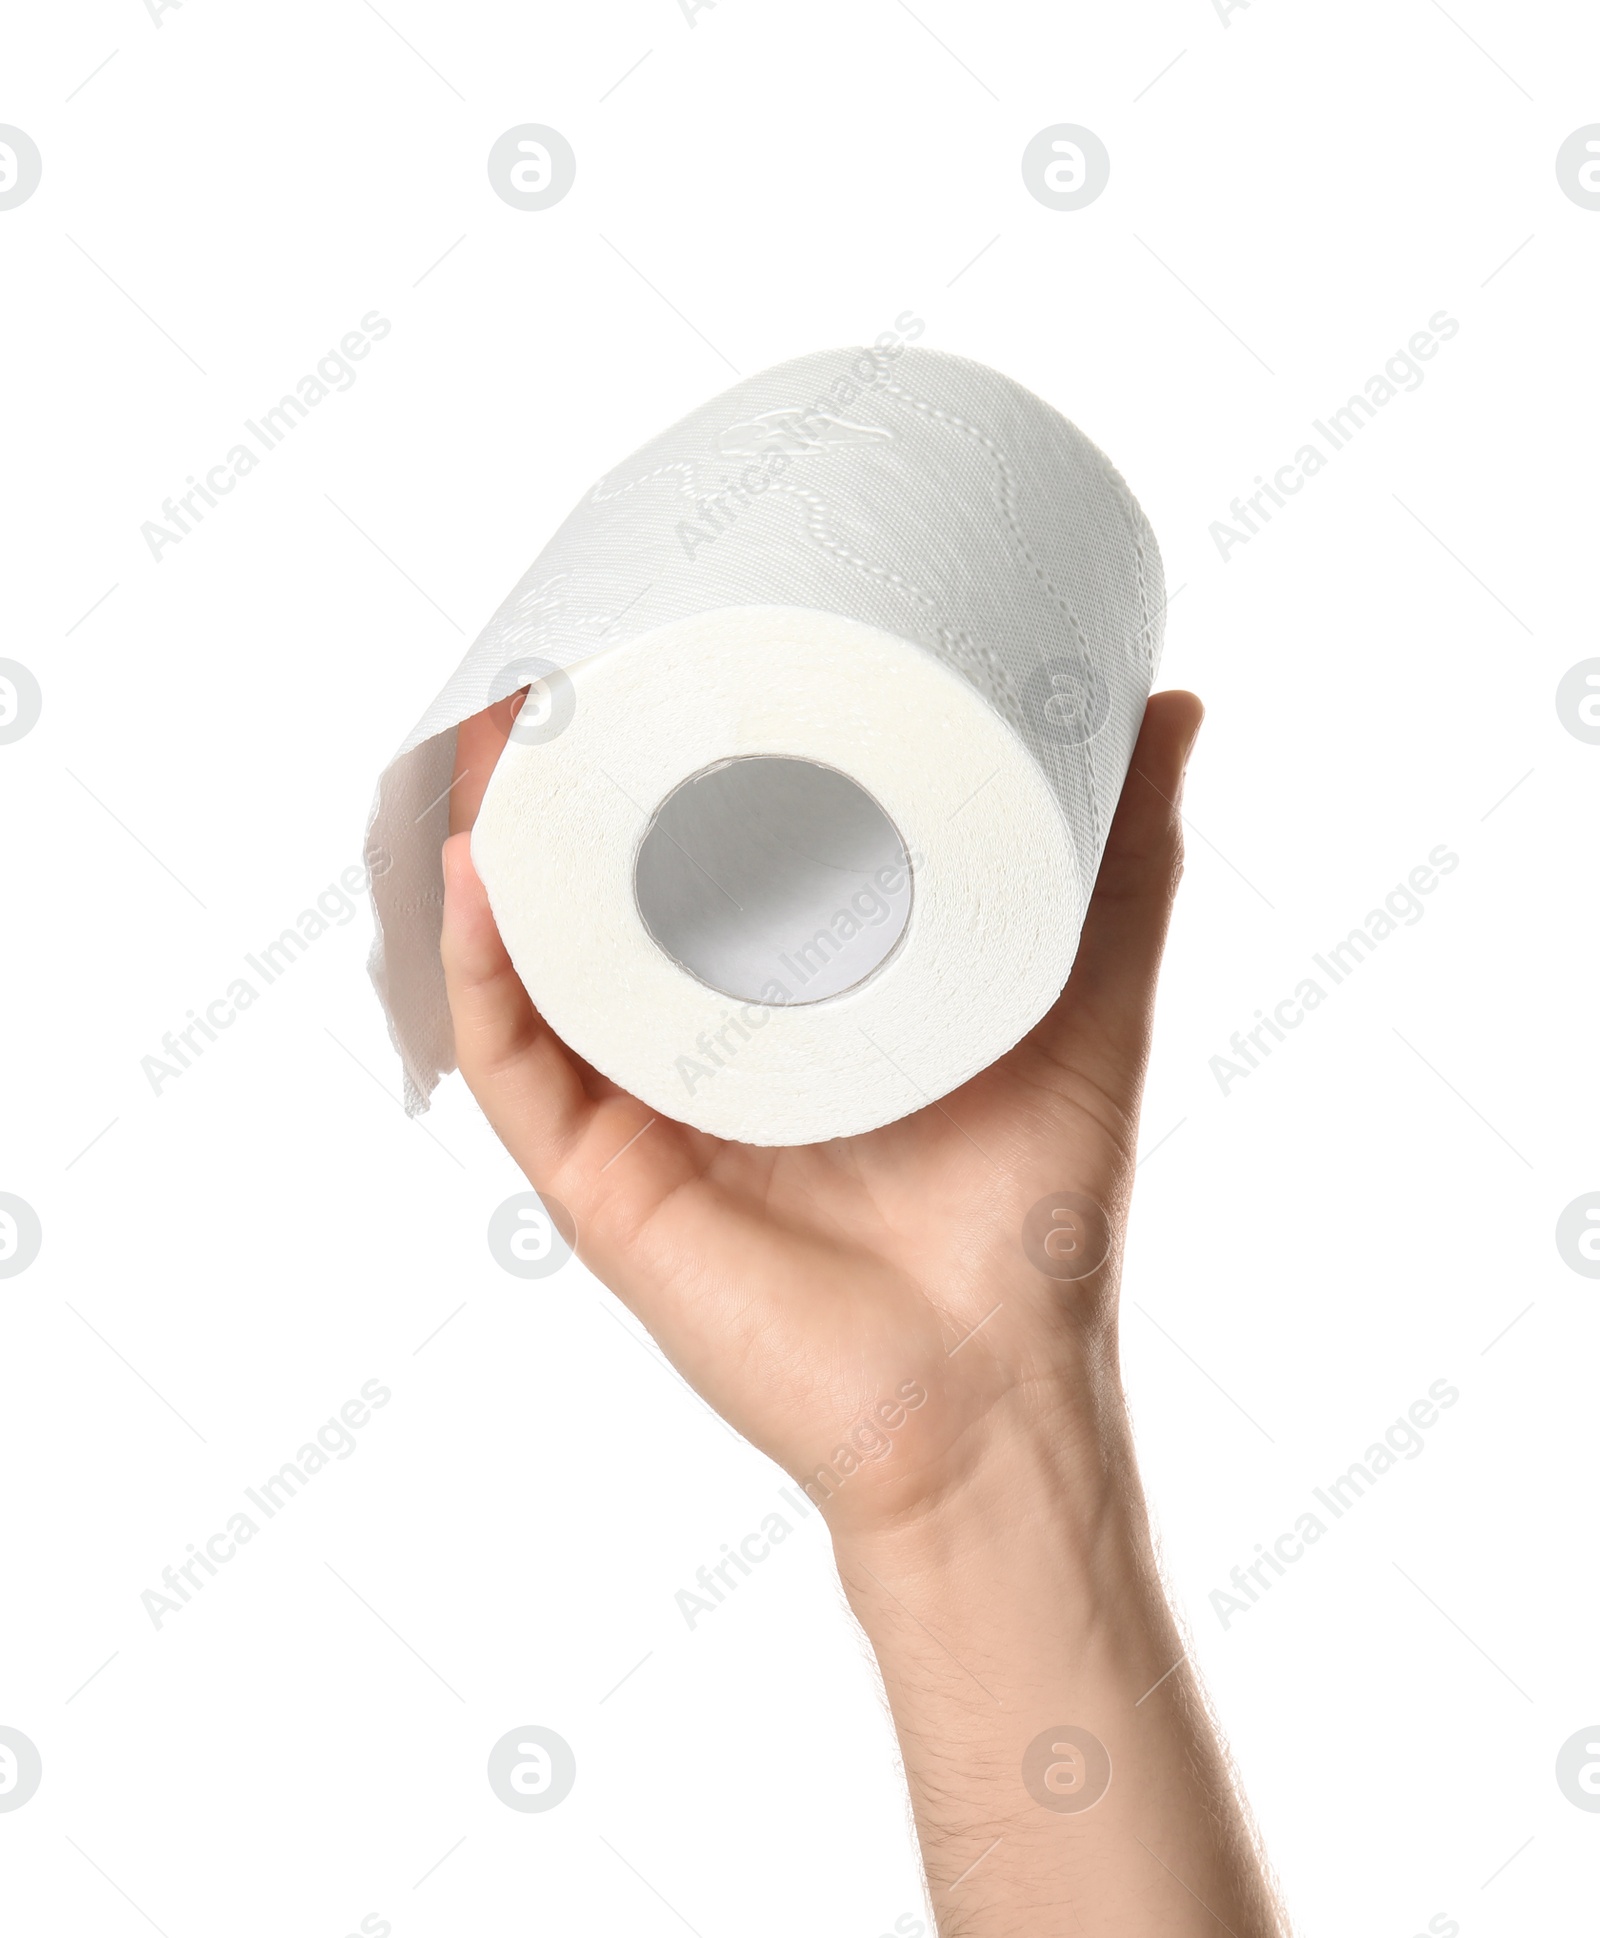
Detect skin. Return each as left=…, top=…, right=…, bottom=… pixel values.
left=441, top=688, right=1288, bottom=1936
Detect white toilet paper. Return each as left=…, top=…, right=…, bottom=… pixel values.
left=366, top=344, right=1165, bottom=1144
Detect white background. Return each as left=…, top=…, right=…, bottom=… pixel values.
left=2, top=1, right=1597, bottom=1933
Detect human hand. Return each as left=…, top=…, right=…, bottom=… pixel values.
left=442, top=691, right=1291, bottom=1935
left=440, top=688, right=1204, bottom=1538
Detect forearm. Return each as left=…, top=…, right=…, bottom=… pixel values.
left=831, top=1380, right=1287, bottom=1937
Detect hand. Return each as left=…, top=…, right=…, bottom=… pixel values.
left=442, top=689, right=1288, bottom=1936
left=440, top=688, right=1204, bottom=1538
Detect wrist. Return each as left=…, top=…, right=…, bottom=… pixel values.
left=829, top=1378, right=1162, bottom=1651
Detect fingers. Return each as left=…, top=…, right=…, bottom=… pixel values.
left=1025, top=689, right=1204, bottom=1102
left=439, top=830, right=592, bottom=1175
left=448, top=691, right=525, bottom=836
left=442, top=692, right=595, bottom=1169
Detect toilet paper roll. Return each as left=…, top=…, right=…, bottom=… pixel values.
left=366, top=343, right=1165, bottom=1144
